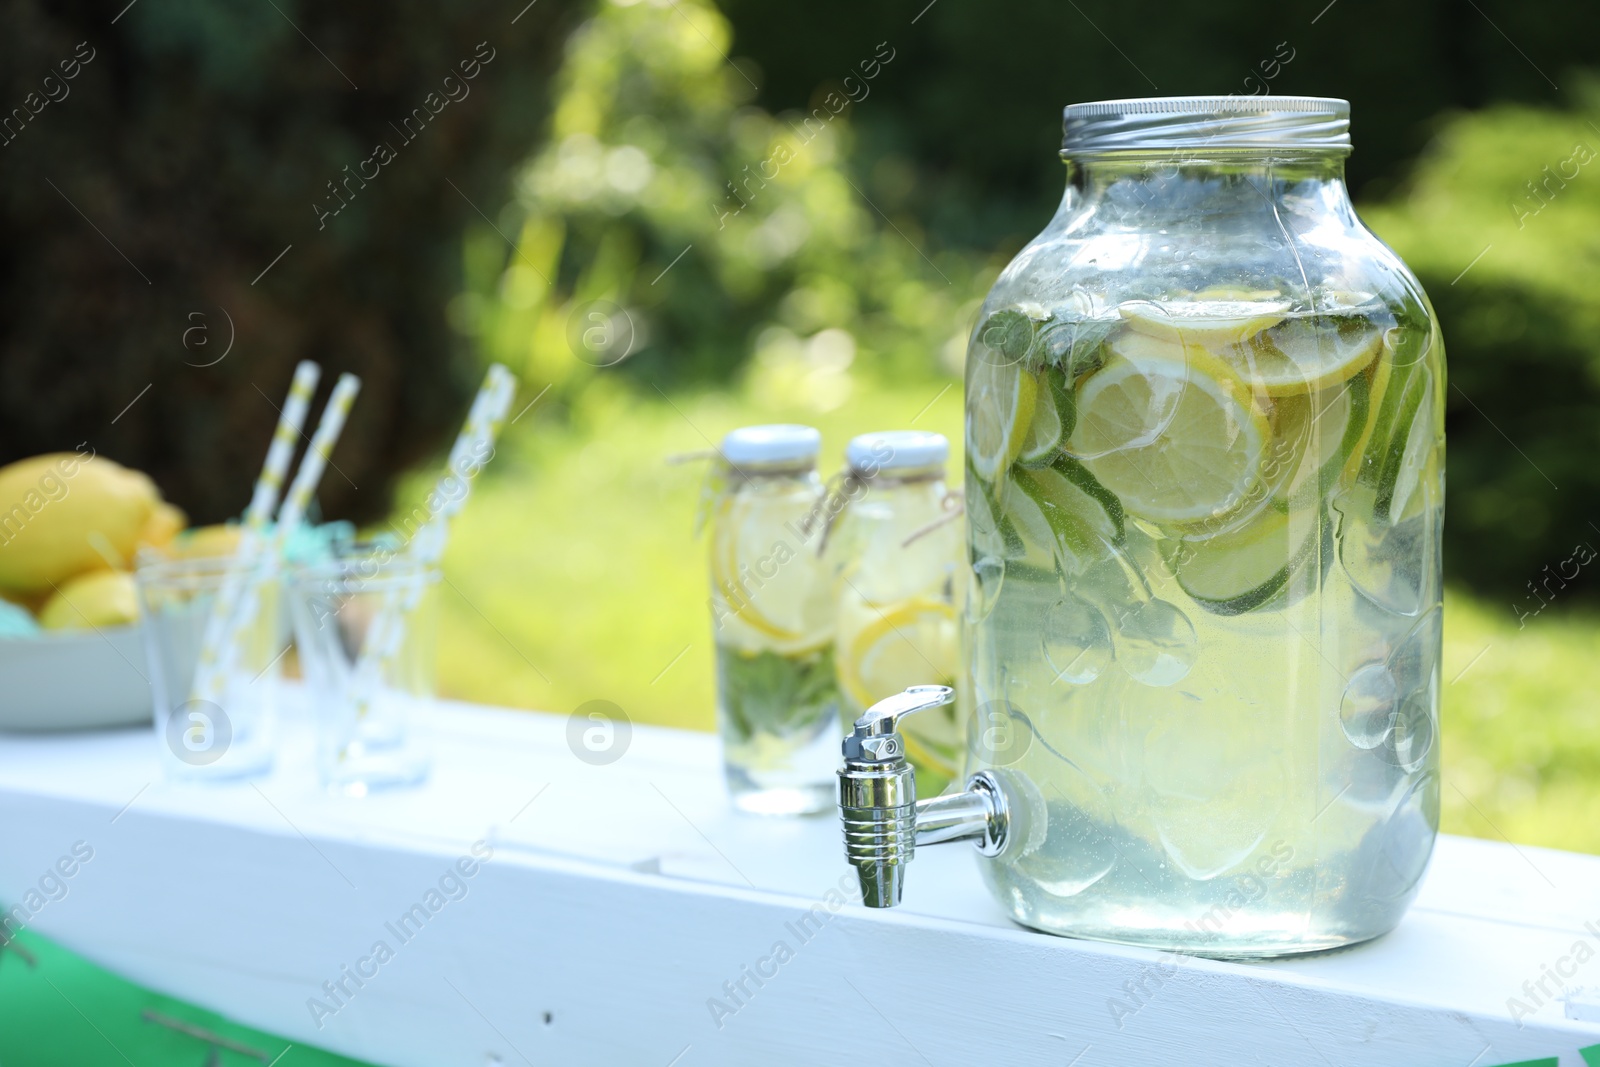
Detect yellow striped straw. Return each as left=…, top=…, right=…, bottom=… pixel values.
left=274, top=373, right=362, bottom=534
left=189, top=361, right=321, bottom=704
left=199, top=372, right=363, bottom=704
left=245, top=360, right=321, bottom=529
left=350, top=365, right=515, bottom=714
left=413, top=363, right=516, bottom=562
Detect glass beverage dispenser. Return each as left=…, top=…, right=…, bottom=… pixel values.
left=838, top=96, right=1444, bottom=957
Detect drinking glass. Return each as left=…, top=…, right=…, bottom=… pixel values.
left=288, top=544, right=437, bottom=796
left=134, top=554, right=284, bottom=780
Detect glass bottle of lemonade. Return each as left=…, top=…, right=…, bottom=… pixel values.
left=707, top=425, right=839, bottom=815
left=828, top=431, right=963, bottom=795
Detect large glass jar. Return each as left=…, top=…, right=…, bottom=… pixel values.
left=962, top=97, right=1443, bottom=956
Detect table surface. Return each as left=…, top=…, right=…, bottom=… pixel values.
left=2, top=695, right=1598, bottom=1066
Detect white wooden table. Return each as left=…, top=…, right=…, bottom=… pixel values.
left=2, top=696, right=1598, bottom=1066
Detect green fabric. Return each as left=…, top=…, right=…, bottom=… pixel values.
left=0, top=931, right=377, bottom=1066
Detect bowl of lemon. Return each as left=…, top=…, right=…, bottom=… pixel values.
left=0, top=451, right=219, bottom=732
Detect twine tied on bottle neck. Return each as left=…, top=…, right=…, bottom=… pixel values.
left=668, top=449, right=819, bottom=536
left=805, top=462, right=950, bottom=556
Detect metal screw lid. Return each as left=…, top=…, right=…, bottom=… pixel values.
left=1062, top=96, right=1351, bottom=155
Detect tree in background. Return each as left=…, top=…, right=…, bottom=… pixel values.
left=0, top=0, right=576, bottom=524
left=719, top=0, right=1592, bottom=252
left=459, top=0, right=980, bottom=414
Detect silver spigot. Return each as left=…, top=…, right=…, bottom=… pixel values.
left=838, top=685, right=1011, bottom=907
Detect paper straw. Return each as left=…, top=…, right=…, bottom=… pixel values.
left=194, top=372, right=362, bottom=704
left=350, top=365, right=515, bottom=712
left=273, top=373, right=362, bottom=533
left=246, top=361, right=322, bottom=527
left=187, top=361, right=320, bottom=704
left=414, top=363, right=516, bottom=562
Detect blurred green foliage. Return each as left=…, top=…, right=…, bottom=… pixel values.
left=455, top=0, right=988, bottom=407
left=1363, top=86, right=1600, bottom=605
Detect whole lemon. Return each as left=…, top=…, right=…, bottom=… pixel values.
left=162, top=523, right=241, bottom=560
left=38, top=569, right=140, bottom=630
left=0, top=452, right=161, bottom=595
left=140, top=501, right=189, bottom=549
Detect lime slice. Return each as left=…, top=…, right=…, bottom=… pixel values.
left=1069, top=345, right=1270, bottom=524
left=967, top=354, right=1039, bottom=481
left=1119, top=298, right=1289, bottom=347
left=1024, top=460, right=1124, bottom=548
left=1014, top=468, right=1102, bottom=574
left=1173, top=507, right=1317, bottom=615
left=997, top=474, right=1059, bottom=573
left=1193, top=286, right=1285, bottom=302
left=1376, top=373, right=1435, bottom=523
left=1218, top=316, right=1384, bottom=396
left=1389, top=410, right=1439, bottom=525
left=837, top=596, right=957, bottom=712
left=1351, top=325, right=1429, bottom=490
left=1341, top=348, right=1393, bottom=489
left=1017, top=366, right=1075, bottom=468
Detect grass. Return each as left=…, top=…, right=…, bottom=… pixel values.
left=412, top=372, right=1600, bottom=857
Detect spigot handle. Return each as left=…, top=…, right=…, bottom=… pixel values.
left=853, top=684, right=954, bottom=735
left=842, top=685, right=953, bottom=763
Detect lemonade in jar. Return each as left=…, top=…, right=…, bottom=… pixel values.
left=959, top=97, right=1444, bottom=955
left=827, top=432, right=962, bottom=795
left=707, top=425, right=839, bottom=815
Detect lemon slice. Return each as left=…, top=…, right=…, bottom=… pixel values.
left=967, top=354, right=1038, bottom=481
left=1069, top=345, right=1269, bottom=524
left=1217, top=317, right=1384, bottom=396
left=837, top=597, right=957, bottom=712
left=710, top=493, right=833, bottom=652
left=1016, top=382, right=1062, bottom=467
left=1017, top=366, right=1075, bottom=468
left=1119, top=298, right=1289, bottom=347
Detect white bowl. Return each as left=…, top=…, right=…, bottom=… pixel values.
left=0, top=624, right=152, bottom=731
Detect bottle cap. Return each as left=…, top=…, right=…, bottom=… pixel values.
left=720, top=424, right=821, bottom=467
left=847, top=431, right=948, bottom=473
